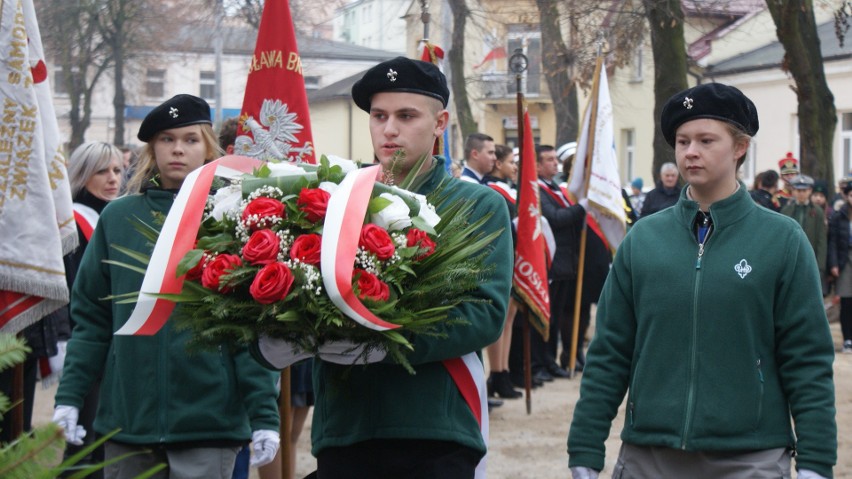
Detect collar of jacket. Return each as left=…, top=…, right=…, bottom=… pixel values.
left=416, top=156, right=451, bottom=194
left=674, top=180, right=756, bottom=232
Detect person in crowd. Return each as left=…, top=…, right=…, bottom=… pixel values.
left=628, top=178, right=645, bottom=217
left=118, top=145, right=139, bottom=194
left=638, top=162, right=681, bottom=218
left=781, top=174, right=827, bottom=283
left=484, top=144, right=522, bottom=400
left=537, top=144, right=584, bottom=380
left=812, top=179, right=832, bottom=221
left=1, top=142, right=125, bottom=479
left=777, top=152, right=799, bottom=208
left=219, top=117, right=239, bottom=155
left=750, top=169, right=782, bottom=212
left=829, top=181, right=852, bottom=354
left=460, top=132, right=497, bottom=184
left=253, top=57, right=513, bottom=478
left=53, top=94, right=281, bottom=479
left=568, top=83, right=836, bottom=479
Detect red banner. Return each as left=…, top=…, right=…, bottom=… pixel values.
left=235, top=0, right=315, bottom=163
left=513, top=110, right=550, bottom=339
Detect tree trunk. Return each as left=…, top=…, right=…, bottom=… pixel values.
left=535, top=0, right=578, bottom=146
left=643, top=0, right=688, bottom=184
left=446, top=0, right=477, bottom=140
left=766, top=0, right=837, bottom=187
left=112, top=46, right=126, bottom=146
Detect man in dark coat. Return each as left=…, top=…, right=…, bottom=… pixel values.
left=639, top=162, right=681, bottom=218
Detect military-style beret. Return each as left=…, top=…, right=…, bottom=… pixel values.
left=137, top=94, right=212, bottom=142
left=790, top=174, right=814, bottom=190
left=351, top=57, right=450, bottom=112
left=660, top=83, right=759, bottom=147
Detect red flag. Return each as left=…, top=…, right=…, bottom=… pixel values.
left=235, top=0, right=315, bottom=163
left=513, top=110, right=550, bottom=338
left=473, top=46, right=507, bottom=69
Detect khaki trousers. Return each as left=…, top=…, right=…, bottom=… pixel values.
left=612, top=442, right=791, bottom=479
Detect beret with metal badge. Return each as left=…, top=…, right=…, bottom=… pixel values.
left=351, top=56, right=450, bottom=113
left=661, top=83, right=759, bottom=147
left=137, top=94, right=212, bottom=142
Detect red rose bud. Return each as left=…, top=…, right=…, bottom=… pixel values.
left=359, top=224, right=395, bottom=260
left=186, top=252, right=208, bottom=281
left=289, top=233, right=322, bottom=265
left=201, top=254, right=243, bottom=292
left=406, top=228, right=437, bottom=260
left=354, top=268, right=390, bottom=302
left=249, top=262, right=295, bottom=304
left=297, top=188, right=331, bottom=222
left=242, top=197, right=286, bottom=230
left=242, top=229, right=281, bottom=265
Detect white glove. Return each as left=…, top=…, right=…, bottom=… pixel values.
left=249, top=429, right=280, bottom=468
left=317, top=340, right=387, bottom=365
left=570, top=466, right=599, bottom=479
left=797, top=469, right=829, bottom=479
left=257, top=335, right=313, bottom=370
left=52, top=405, right=86, bottom=446
left=48, top=340, right=67, bottom=376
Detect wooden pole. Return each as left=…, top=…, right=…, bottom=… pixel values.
left=522, top=312, right=532, bottom=415
left=280, top=367, right=292, bottom=479
left=10, top=361, right=23, bottom=438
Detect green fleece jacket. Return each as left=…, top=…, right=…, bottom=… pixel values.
left=568, top=183, right=836, bottom=477
left=56, top=188, right=279, bottom=445
left=308, top=158, right=513, bottom=457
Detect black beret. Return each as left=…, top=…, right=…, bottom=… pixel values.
left=661, top=83, right=759, bottom=147
left=351, top=57, right=450, bottom=112
left=137, top=94, right=212, bottom=142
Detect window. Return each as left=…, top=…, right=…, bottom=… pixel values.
left=146, top=69, right=165, bottom=98
left=631, top=47, right=643, bottom=83
left=622, top=128, right=635, bottom=182
left=507, top=24, right=541, bottom=96
left=304, top=75, right=320, bottom=90
left=842, top=113, right=852, bottom=176
left=200, top=71, right=215, bottom=100
left=53, top=66, right=77, bottom=96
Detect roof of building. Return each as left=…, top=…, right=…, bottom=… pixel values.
left=307, top=69, right=367, bottom=103
left=705, top=20, right=852, bottom=76
left=167, top=24, right=397, bottom=61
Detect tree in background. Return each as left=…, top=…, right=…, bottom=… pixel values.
left=643, top=0, right=687, bottom=183
left=535, top=0, right=579, bottom=146
left=447, top=0, right=478, bottom=140
left=766, top=0, right=838, bottom=187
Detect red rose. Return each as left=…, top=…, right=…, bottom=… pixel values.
left=354, top=269, right=390, bottom=302
left=201, top=254, right=243, bottom=292
left=242, top=197, right=285, bottom=230
left=406, top=228, right=437, bottom=260
left=242, top=229, right=281, bottom=265
left=249, top=262, right=295, bottom=304
left=359, top=224, right=395, bottom=260
left=297, top=188, right=331, bottom=222
left=289, top=233, right=322, bottom=265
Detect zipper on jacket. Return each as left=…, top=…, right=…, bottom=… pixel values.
left=756, top=358, right=764, bottom=423
left=683, top=218, right=713, bottom=448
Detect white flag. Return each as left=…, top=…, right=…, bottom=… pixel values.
left=0, top=0, right=76, bottom=334
left=568, top=59, right=626, bottom=250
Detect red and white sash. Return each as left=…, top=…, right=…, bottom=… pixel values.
left=73, top=203, right=99, bottom=242
left=487, top=181, right=517, bottom=205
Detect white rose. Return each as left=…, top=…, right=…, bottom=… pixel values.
left=210, top=185, right=243, bottom=221
left=371, top=193, right=412, bottom=231
left=318, top=181, right=339, bottom=195
left=415, top=199, right=441, bottom=229
left=267, top=161, right=306, bottom=177
left=325, top=154, right=358, bottom=174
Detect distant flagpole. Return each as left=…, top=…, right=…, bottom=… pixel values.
left=565, top=53, right=626, bottom=375
left=234, top=0, right=316, bottom=164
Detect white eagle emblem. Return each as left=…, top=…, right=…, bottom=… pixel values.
left=234, top=99, right=314, bottom=161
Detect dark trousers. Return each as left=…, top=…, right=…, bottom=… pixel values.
left=313, top=439, right=480, bottom=479
left=547, top=279, right=592, bottom=368
left=508, top=311, right=550, bottom=382
left=841, top=297, right=852, bottom=341
left=0, top=356, right=36, bottom=443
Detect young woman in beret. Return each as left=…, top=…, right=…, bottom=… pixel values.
left=54, top=94, right=280, bottom=478
left=568, top=83, right=836, bottom=479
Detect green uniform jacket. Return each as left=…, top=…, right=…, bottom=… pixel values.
left=781, top=201, right=827, bottom=274
left=568, top=184, right=836, bottom=477
left=309, top=158, right=513, bottom=458
left=56, top=189, right=279, bottom=445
